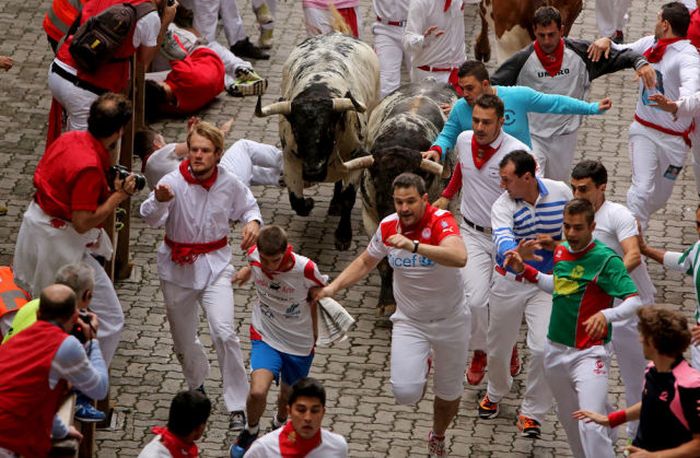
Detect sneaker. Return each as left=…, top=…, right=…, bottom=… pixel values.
left=254, top=3, right=273, bottom=25
left=195, top=384, right=206, bottom=396
left=234, top=429, right=259, bottom=451
left=229, top=410, right=246, bottom=432
left=477, top=394, right=499, bottom=419
left=160, top=30, right=188, bottom=61
left=510, top=346, right=522, bottom=377
left=75, top=398, right=107, bottom=423
left=516, top=415, right=541, bottom=438
left=230, top=37, right=270, bottom=60
left=466, top=350, right=487, bottom=385
left=227, top=68, right=268, bottom=97
left=610, top=30, right=624, bottom=44
left=427, top=431, right=447, bottom=457
left=259, top=28, right=274, bottom=50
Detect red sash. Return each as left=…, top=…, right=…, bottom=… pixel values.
left=634, top=114, right=694, bottom=147
left=164, top=236, right=228, bottom=265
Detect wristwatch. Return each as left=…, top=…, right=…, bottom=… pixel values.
left=412, top=240, right=420, bottom=253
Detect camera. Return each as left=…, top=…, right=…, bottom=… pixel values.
left=70, top=310, right=92, bottom=344
left=108, top=165, right=146, bottom=192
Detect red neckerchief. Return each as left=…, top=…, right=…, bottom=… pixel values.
left=398, top=204, right=437, bottom=237
left=534, top=39, right=565, bottom=77
left=471, top=135, right=501, bottom=170
left=151, top=426, right=199, bottom=458
left=443, top=0, right=451, bottom=12
left=643, top=37, right=683, bottom=63
left=258, top=245, right=295, bottom=279
left=278, top=421, right=322, bottom=458
left=179, top=159, right=218, bottom=190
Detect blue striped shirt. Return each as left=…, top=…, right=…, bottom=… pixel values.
left=491, top=178, right=573, bottom=273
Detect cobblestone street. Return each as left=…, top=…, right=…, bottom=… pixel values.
left=1, top=0, right=699, bottom=456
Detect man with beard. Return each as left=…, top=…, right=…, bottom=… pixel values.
left=312, top=173, right=468, bottom=458
left=140, top=121, right=261, bottom=436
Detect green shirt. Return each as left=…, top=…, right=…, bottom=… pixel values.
left=548, top=240, right=638, bottom=349
left=664, top=241, right=700, bottom=323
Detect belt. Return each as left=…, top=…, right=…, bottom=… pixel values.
left=51, top=62, right=107, bottom=96
left=376, top=15, right=406, bottom=27
left=164, top=236, right=228, bottom=265
left=462, top=216, right=492, bottom=235
left=417, top=65, right=457, bottom=73
left=634, top=114, right=694, bottom=147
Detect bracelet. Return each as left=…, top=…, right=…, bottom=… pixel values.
left=608, top=409, right=627, bottom=428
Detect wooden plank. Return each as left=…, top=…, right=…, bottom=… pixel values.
left=49, top=394, right=79, bottom=458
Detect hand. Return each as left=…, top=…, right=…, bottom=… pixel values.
left=0, top=55, right=13, bottom=71
left=432, top=196, right=449, bottom=209
left=583, top=311, right=608, bottom=340
left=597, top=97, right=613, bottom=111
left=423, top=25, right=445, bottom=38
left=636, top=64, right=657, bottom=90
left=504, top=250, right=525, bottom=274
left=219, top=117, right=235, bottom=137
left=162, top=0, right=178, bottom=25
left=439, top=102, right=452, bottom=117
left=626, top=445, right=654, bottom=457
left=187, top=116, right=201, bottom=132
left=535, top=234, right=557, bottom=251
left=386, top=233, right=413, bottom=252
left=691, top=324, right=700, bottom=345
left=648, top=94, right=678, bottom=114
left=240, top=220, right=260, bottom=250
left=516, top=239, right=543, bottom=261
left=308, top=286, right=321, bottom=304
left=310, top=285, right=335, bottom=302
left=587, top=37, right=612, bottom=62
left=66, top=425, right=83, bottom=442
left=233, top=266, right=252, bottom=286
left=154, top=183, right=175, bottom=202
left=421, top=150, right=441, bottom=162
left=572, top=409, right=610, bottom=427
left=78, top=311, right=99, bottom=341
left=113, top=174, right=136, bottom=199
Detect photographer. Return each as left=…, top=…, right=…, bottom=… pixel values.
left=0, top=284, right=108, bottom=457
left=13, top=92, right=142, bottom=367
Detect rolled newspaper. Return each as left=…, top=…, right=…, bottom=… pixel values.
left=316, top=297, right=356, bottom=347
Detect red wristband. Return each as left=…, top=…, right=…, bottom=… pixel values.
left=607, top=409, right=627, bottom=428
left=522, top=265, right=539, bottom=283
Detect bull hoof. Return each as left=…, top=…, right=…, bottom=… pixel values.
left=328, top=200, right=341, bottom=216
left=474, top=44, right=490, bottom=63
left=291, top=197, right=314, bottom=216
left=334, top=236, right=351, bottom=251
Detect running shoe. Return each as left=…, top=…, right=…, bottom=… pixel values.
left=466, top=350, right=487, bottom=385
left=477, top=394, right=499, bottom=419
left=516, top=415, right=542, bottom=438
left=510, top=345, right=522, bottom=377
left=229, top=410, right=246, bottom=432
left=427, top=431, right=447, bottom=457
left=227, top=68, right=268, bottom=97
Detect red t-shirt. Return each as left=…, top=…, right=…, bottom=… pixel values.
left=34, top=131, right=111, bottom=221
left=689, top=8, right=700, bottom=50
left=163, top=47, right=225, bottom=115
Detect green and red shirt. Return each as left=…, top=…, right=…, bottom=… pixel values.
left=548, top=240, right=638, bottom=349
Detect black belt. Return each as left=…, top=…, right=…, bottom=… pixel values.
left=462, top=216, right=492, bottom=235
left=51, top=62, right=107, bottom=96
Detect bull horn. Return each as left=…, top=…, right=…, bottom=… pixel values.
left=420, top=159, right=443, bottom=176
left=255, top=96, right=292, bottom=117
left=343, top=155, right=375, bottom=171
left=332, top=91, right=366, bottom=113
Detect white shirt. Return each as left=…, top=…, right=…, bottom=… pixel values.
left=245, top=427, right=348, bottom=458
left=137, top=436, right=171, bottom=458
left=249, top=248, right=328, bottom=356
left=133, top=11, right=160, bottom=48
left=373, top=0, right=410, bottom=21
left=144, top=143, right=181, bottom=190
left=140, top=165, right=262, bottom=290
left=403, top=0, right=465, bottom=68
left=593, top=200, right=656, bottom=304
left=366, top=207, right=466, bottom=322
left=676, top=91, right=700, bottom=118
left=617, top=35, right=700, bottom=132
left=455, top=130, right=531, bottom=228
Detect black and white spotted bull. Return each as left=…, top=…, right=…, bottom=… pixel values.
left=255, top=33, right=380, bottom=250
left=343, top=81, right=458, bottom=315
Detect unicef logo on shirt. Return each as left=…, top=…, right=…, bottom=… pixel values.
left=503, top=109, right=515, bottom=126
left=388, top=253, right=434, bottom=268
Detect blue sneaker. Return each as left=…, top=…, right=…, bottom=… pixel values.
left=75, top=397, right=106, bottom=423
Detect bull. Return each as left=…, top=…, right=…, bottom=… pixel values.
left=344, top=81, right=458, bottom=316
left=255, top=33, right=379, bottom=250
left=474, top=0, right=583, bottom=63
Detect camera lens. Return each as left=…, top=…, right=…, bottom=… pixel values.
left=134, top=175, right=147, bottom=191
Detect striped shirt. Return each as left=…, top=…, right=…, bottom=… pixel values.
left=491, top=178, right=572, bottom=273
left=664, top=241, right=700, bottom=323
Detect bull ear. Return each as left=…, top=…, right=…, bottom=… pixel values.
left=343, top=155, right=375, bottom=171
left=419, top=159, right=443, bottom=176
left=332, top=91, right=367, bottom=113
left=255, top=96, right=292, bottom=117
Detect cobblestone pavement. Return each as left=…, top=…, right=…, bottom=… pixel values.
left=1, top=0, right=699, bottom=456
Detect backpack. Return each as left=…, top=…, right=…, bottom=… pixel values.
left=68, top=2, right=156, bottom=73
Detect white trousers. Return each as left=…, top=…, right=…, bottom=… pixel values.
left=460, top=226, right=494, bottom=352
left=545, top=341, right=616, bottom=458
left=411, top=67, right=451, bottom=85
left=595, top=0, right=631, bottom=37
left=487, top=276, right=553, bottom=423
left=206, top=41, right=252, bottom=88
left=84, top=254, right=124, bottom=366
left=531, top=130, right=579, bottom=181
left=220, top=139, right=283, bottom=187
left=626, top=121, right=689, bottom=230
left=372, top=22, right=410, bottom=98
left=160, top=265, right=248, bottom=412
left=193, top=0, right=246, bottom=47
left=47, top=59, right=98, bottom=132
left=390, top=308, right=470, bottom=403
left=303, top=6, right=362, bottom=38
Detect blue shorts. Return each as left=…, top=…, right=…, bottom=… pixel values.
left=250, top=339, right=314, bottom=386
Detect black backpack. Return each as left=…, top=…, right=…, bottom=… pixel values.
left=68, top=2, right=156, bottom=73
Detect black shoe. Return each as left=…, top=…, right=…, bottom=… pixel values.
left=195, top=384, right=206, bottom=396
left=234, top=428, right=259, bottom=451
left=229, top=410, right=246, bottom=432
left=231, top=37, right=270, bottom=60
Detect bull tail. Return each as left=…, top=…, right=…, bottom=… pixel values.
left=328, top=3, right=353, bottom=36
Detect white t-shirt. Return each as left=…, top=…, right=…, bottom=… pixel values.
left=145, top=143, right=181, bottom=190
left=133, top=11, right=160, bottom=48
left=245, top=426, right=348, bottom=458
left=137, top=436, right=171, bottom=458
left=402, top=0, right=465, bottom=68
left=593, top=200, right=656, bottom=304
left=366, top=205, right=465, bottom=322
left=249, top=248, right=328, bottom=356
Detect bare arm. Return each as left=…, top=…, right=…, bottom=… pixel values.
left=627, top=435, right=700, bottom=458
left=311, top=251, right=382, bottom=301
left=619, top=236, right=641, bottom=272
left=72, top=176, right=135, bottom=234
